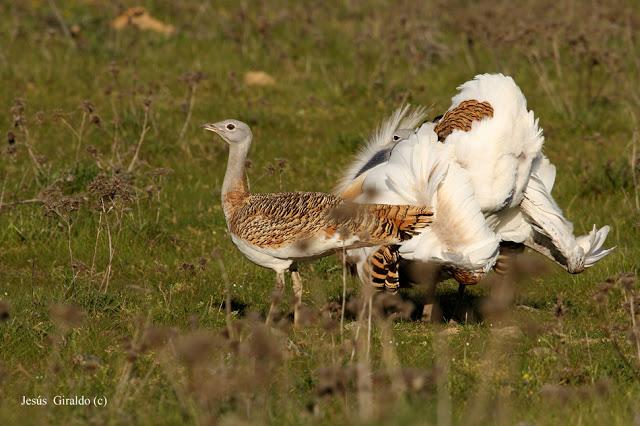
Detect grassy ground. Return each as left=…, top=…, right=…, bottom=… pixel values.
left=1, top=1, right=639, bottom=424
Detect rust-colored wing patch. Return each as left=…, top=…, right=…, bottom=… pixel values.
left=434, top=100, right=494, bottom=142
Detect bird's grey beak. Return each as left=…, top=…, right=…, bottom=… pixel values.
left=201, top=123, right=220, bottom=133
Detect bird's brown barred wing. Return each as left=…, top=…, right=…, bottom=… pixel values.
left=228, top=192, right=340, bottom=247
left=363, top=204, right=433, bottom=241
left=228, top=192, right=432, bottom=249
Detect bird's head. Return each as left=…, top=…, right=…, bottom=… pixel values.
left=392, top=129, right=413, bottom=143
left=202, top=119, right=252, bottom=144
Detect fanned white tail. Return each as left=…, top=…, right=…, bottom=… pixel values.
left=520, top=155, right=615, bottom=273
left=438, top=73, right=545, bottom=212
left=578, top=225, right=614, bottom=269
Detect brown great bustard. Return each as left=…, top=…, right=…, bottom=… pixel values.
left=202, top=119, right=440, bottom=325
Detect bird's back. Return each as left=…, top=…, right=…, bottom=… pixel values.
left=227, top=192, right=341, bottom=248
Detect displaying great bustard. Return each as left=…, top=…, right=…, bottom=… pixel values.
left=337, top=74, right=613, bottom=302
left=202, top=119, right=445, bottom=325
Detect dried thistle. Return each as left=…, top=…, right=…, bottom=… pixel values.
left=180, top=262, right=196, bottom=274
left=593, top=279, right=615, bottom=305
left=34, top=111, right=45, bottom=125
left=315, top=365, right=356, bottom=397
left=320, top=311, right=339, bottom=333
left=72, top=354, right=102, bottom=372
left=39, top=186, right=81, bottom=218
left=139, top=325, right=177, bottom=353
left=81, top=100, right=95, bottom=114
left=554, top=295, right=567, bottom=319
left=336, top=225, right=353, bottom=240
left=179, top=71, right=206, bottom=86
left=400, top=368, right=437, bottom=395
left=264, top=164, right=276, bottom=176
left=10, top=98, right=25, bottom=128
left=241, top=324, right=283, bottom=363
left=50, top=304, right=85, bottom=330
left=293, top=238, right=312, bottom=252
left=87, top=174, right=135, bottom=206
left=175, top=330, right=219, bottom=367
left=363, top=186, right=380, bottom=200
left=108, top=61, right=119, bottom=80
left=0, top=301, right=10, bottom=321
left=373, top=293, right=414, bottom=321
left=90, top=114, right=101, bottom=127
left=276, top=158, right=288, bottom=171
left=345, top=295, right=364, bottom=318
left=294, top=305, right=319, bottom=327
left=619, top=272, right=637, bottom=291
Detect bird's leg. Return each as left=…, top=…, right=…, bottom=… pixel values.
left=456, top=283, right=466, bottom=321
left=494, top=241, right=524, bottom=276
left=266, top=271, right=285, bottom=326
left=421, top=280, right=437, bottom=322
left=422, top=302, right=433, bottom=322
left=291, top=265, right=303, bottom=327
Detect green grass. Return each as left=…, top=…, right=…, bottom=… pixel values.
left=1, top=1, right=639, bottom=424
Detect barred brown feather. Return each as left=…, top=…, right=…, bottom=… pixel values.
left=364, top=245, right=400, bottom=291
left=434, top=100, right=494, bottom=142
left=227, top=192, right=432, bottom=249
left=451, top=269, right=483, bottom=285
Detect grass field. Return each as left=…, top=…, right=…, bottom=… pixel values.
left=1, top=1, right=639, bottom=424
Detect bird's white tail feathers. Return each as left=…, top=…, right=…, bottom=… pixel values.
left=335, top=104, right=428, bottom=196
left=577, top=225, right=615, bottom=268
left=522, top=155, right=614, bottom=272
left=443, top=73, right=545, bottom=211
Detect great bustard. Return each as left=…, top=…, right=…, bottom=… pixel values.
left=337, top=74, right=613, bottom=303
left=202, top=119, right=440, bottom=325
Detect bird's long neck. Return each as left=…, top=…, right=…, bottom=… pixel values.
left=222, top=138, right=251, bottom=219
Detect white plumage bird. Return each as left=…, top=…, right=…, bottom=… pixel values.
left=338, top=73, right=614, bottom=293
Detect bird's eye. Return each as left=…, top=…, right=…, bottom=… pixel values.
left=226, top=123, right=236, bottom=130
left=393, top=135, right=400, bottom=141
